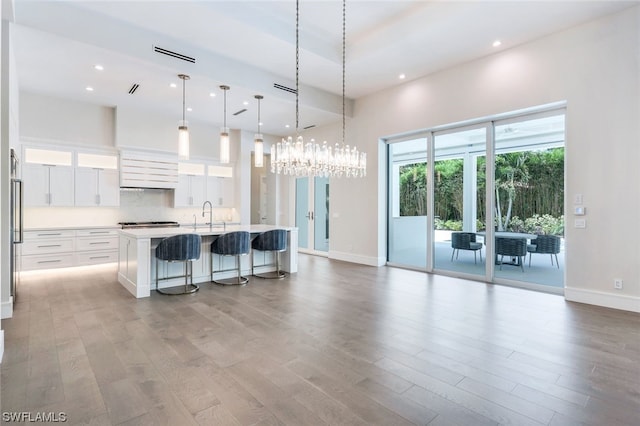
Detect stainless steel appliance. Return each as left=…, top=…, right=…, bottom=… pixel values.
left=10, top=148, right=24, bottom=302
left=118, top=221, right=180, bottom=229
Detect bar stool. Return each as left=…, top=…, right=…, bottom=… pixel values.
left=251, top=229, right=288, bottom=279
left=155, top=233, right=202, bottom=295
left=210, top=231, right=250, bottom=285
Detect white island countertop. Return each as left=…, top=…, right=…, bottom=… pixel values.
left=117, top=224, right=298, bottom=298
left=119, top=224, right=296, bottom=239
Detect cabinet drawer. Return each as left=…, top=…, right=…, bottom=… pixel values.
left=22, top=238, right=74, bottom=255
left=22, top=253, right=75, bottom=271
left=76, top=229, right=119, bottom=237
left=76, top=236, right=119, bottom=251
left=76, top=250, right=119, bottom=266
left=24, top=229, right=75, bottom=240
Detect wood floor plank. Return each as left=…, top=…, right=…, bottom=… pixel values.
left=2, top=255, right=639, bottom=425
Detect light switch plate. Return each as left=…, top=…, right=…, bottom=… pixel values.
left=574, top=219, right=586, bottom=228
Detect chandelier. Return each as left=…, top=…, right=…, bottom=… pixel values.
left=271, top=0, right=366, bottom=178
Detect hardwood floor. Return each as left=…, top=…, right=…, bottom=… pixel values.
left=2, top=254, right=639, bottom=425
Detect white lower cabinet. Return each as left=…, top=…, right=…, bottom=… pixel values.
left=22, top=227, right=120, bottom=271
left=75, top=229, right=119, bottom=266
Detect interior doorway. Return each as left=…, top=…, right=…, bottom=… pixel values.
left=295, top=176, right=329, bottom=254
left=250, top=153, right=276, bottom=225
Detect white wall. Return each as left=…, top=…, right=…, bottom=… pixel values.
left=302, top=7, right=640, bottom=312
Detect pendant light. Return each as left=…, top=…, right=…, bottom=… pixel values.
left=254, top=95, right=264, bottom=167
left=177, top=74, right=190, bottom=160
left=219, top=85, right=230, bottom=164
left=270, top=0, right=365, bottom=177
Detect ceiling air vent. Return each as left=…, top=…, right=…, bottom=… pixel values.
left=128, top=83, right=140, bottom=95
left=233, top=109, right=247, bottom=116
left=303, top=125, right=316, bottom=130
left=153, top=46, right=196, bottom=63
left=274, top=83, right=297, bottom=94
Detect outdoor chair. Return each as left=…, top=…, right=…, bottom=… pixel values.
left=450, top=232, right=483, bottom=264
left=495, top=237, right=527, bottom=272
left=527, top=234, right=561, bottom=268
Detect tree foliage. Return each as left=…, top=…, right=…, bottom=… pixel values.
left=398, top=148, right=564, bottom=235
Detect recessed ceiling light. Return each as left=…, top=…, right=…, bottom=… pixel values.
left=209, top=92, right=216, bottom=97
left=399, top=73, right=406, bottom=80
left=243, top=101, right=249, bottom=106
left=94, top=64, right=104, bottom=71
left=285, top=124, right=290, bottom=129
left=493, top=40, right=502, bottom=47
left=85, top=86, right=94, bottom=92
left=187, top=107, right=192, bottom=112
left=170, top=83, right=177, bottom=88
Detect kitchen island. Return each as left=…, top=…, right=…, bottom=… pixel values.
left=118, top=224, right=298, bottom=298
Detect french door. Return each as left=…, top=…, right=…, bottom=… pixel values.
left=295, top=176, right=329, bottom=254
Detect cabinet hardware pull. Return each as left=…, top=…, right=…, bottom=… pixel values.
left=38, top=233, right=62, bottom=236
left=89, top=256, right=110, bottom=259
left=37, top=244, right=62, bottom=248
left=37, top=259, right=61, bottom=264
left=89, top=242, right=109, bottom=245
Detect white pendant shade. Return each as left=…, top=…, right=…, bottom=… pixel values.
left=220, top=127, right=230, bottom=164
left=254, top=134, right=264, bottom=167
left=178, top=122, right=189, bottom=160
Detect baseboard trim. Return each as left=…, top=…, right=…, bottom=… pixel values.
left=565, top=287, right=640, bottom=313
left=328, top=251, right=385, bottom=267
left=1, top=297, right=14, bottom=319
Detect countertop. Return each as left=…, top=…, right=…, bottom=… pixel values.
left=25, top=225, right=120, bottom=232
left=118, top=224, right=296, bottom=239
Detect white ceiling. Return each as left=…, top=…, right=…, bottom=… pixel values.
left=10, top=0, right=637, bottom=137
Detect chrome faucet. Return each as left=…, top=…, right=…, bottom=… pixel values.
left=202, top=201, right=213, bottom=226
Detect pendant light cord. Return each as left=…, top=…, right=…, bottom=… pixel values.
left=342, top=0, right=346, bottom=145
left=295, top=0, right=300, bottom=134
left=223, top=88, right=227, bottom=128
left=182, top=76, right=186, bottom=122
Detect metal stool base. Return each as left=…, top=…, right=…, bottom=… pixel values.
left=212, top=276, right=249, bottom=286
left=253, top=270, right=286, bottom=280
left=157, top=284, right=200, bottom=295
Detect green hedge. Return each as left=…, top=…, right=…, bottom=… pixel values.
left=435, top=214, right=564, bottom=236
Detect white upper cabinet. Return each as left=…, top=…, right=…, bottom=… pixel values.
left=23, top=148, right=75, bottom=207
left=206, top=165, right=234, bottom=207
left=174, top=162, right=206, bottom=207
left=75, top=153, right=120, bottom=207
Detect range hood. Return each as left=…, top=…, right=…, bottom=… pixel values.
left=120, top=150, right=179, bottom=189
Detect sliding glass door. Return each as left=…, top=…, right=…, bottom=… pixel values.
left=387, top=139, right=428, bottom=269
left=432, top=126, right=487, bottom=280
left=492, top=113, right=565, bottom=288
left=386, top=106, right=565, bottom=290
